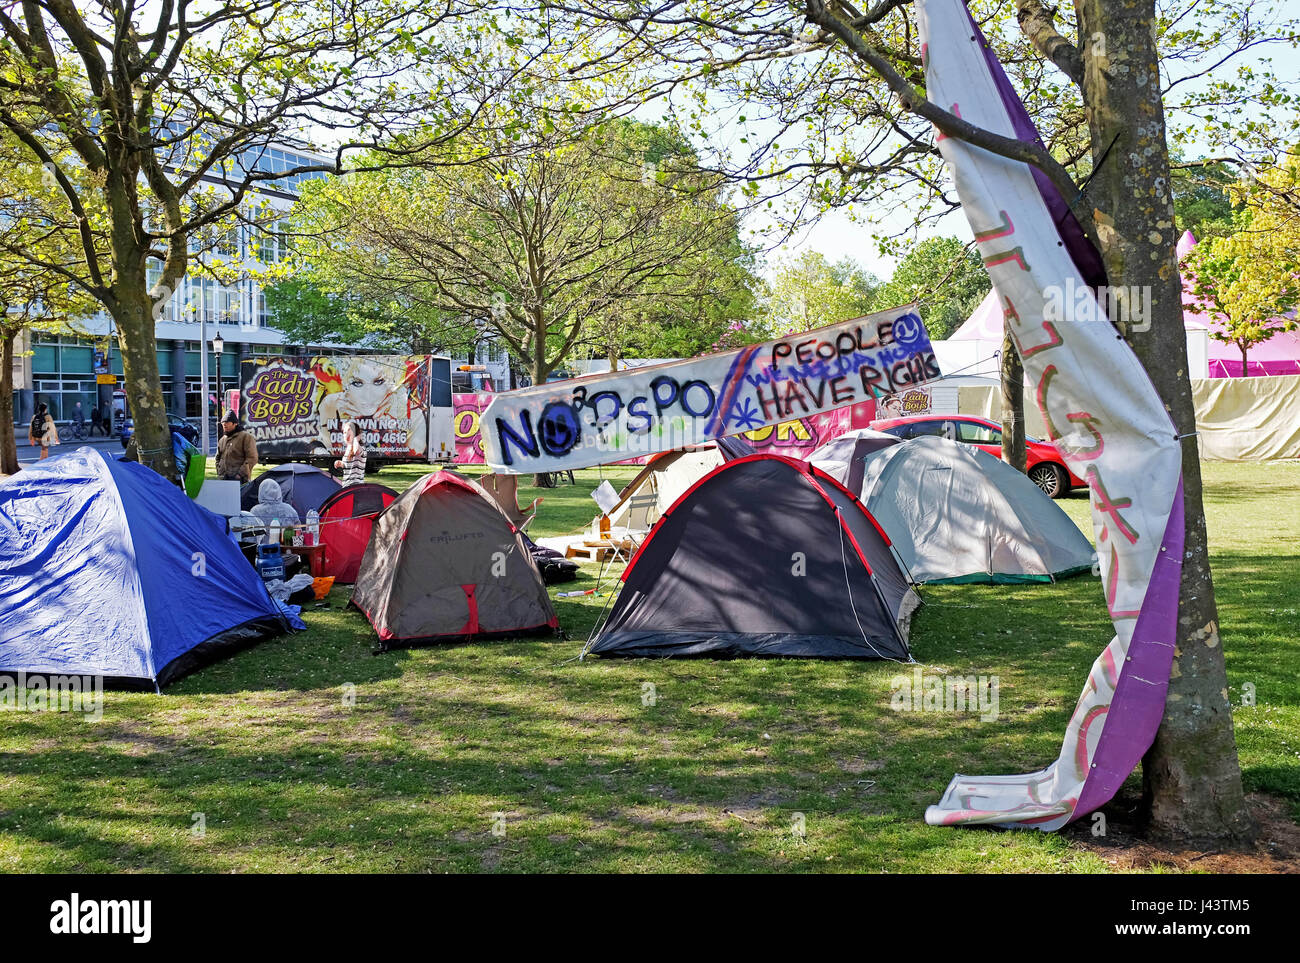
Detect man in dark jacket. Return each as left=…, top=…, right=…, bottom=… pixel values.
left=215, top=411, right=258, bottom=482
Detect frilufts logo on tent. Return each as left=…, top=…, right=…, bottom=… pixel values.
left=430, top=530, right=485, bottom=544
left=889, top=668, right=999, bottom=722
left=0, top=673, right=102, bottom=721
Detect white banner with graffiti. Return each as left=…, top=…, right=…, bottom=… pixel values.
left=918, top=0, right=1184, bottom=829
left=481, top=306, right=937, bottom=472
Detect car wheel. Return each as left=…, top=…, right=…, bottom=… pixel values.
left=1029, top=462, right=1067, bottom=498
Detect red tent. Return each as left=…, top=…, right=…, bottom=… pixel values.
left=317, top=483, right=398, bottom=583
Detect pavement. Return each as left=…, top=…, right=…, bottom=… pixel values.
left=12, top=432, right=124, bottom=470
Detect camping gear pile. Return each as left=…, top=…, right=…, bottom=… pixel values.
left=522, top=534, right=580, bottom=585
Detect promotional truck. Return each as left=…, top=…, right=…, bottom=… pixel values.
left=240, top=354, right=455, bottom=467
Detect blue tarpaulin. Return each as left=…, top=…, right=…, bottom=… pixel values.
left=0, top=447, right=289, bottom=687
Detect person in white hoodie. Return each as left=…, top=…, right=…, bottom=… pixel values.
left=249, top=478, right=300, bottom=543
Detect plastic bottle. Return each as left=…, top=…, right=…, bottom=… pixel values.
left=268, top=517, right=280, bottom=546
left=306, top=509, right=320, bottom=546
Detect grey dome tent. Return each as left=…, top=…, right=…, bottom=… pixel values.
left=810, top=432, right=1094, bottom=584
left=804, top=428, right=902, bottom=493
left=586, top=454, right=918, bottom=660
left=351, top=471, right=558, bottom=649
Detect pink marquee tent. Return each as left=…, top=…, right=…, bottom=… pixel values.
left=1178, top=230, right=1300, bottom=378
left=947, top=230, right=1299, bottom=378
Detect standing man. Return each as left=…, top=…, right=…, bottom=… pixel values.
left=71, top=402, right=85, bottom=440
left=215, top=410, right=258, bottom=483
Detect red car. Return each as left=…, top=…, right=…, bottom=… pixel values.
left=869, top=414, right=1084, bottom=498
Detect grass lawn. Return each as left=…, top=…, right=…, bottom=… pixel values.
left=1, top=459, right=1296, bottom=873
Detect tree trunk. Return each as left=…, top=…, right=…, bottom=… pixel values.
left=1077, top=0, right=1253, bottom=843
left=1000, top=325, right=1027, bottom=471
left=1, top=329, right=19, bottom=475
left=103, top=161, right=176, bottom=480
left=530, top=307, right=552, bottom=487
left=113, top=284, right=176, bottom=479
left=608, top=342, right=619, bottom=375
left=1240, top=342, right=1249, bottom=378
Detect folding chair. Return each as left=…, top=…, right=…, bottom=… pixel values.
left=595, top=492, right=658, bottom=590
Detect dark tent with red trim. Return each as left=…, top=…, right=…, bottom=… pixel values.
left=317, top=483, right=398, bottom=584
left=351, top=471, right=558, bottom=649
left=587, top=454, right=918, bottom=660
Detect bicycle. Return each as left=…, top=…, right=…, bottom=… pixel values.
left=68, top=421, right=86, bottom=442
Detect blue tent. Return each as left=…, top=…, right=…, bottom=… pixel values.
left=0, top=447, right=289, bottom=688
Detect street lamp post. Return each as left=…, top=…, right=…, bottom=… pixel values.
left=199, top=312, right=209, bottom=457
left=212, top=332, right=225, bottom=420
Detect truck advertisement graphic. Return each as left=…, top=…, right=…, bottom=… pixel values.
left=241, top=355, right=454, bottom=463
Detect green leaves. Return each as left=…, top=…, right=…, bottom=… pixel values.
left=1183, top=156, right=1300, bottom=360
left=871, top=237, right=990, bottom=341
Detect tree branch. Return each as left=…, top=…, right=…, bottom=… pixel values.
left=804, top=0, right=1098, bottom=243
left=1015, top=0, right=1084, bottom=88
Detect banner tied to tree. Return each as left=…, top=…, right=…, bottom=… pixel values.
left=918, top=0, right=1183, bottom=831
left=482, top=305, right=936, bottom=473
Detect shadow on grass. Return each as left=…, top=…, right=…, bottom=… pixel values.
left=4, top=464, right=1294, bottom=872
left=0, top=659, right=1091, bottom=873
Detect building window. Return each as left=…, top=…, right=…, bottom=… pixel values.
left=183, top=277, right=242, bottom=326
left=189, top=221, right=241, bottom=259
left=257, top=221, right=286, bottom=263
left=30, top=334, right=101, bottom=421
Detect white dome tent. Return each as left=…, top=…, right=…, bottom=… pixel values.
left=811, top=431, right=1095, bottom=584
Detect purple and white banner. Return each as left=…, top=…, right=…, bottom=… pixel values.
left=482, top=306, right=936, bottom=473
left=918, top=0, right=1184, bottom=829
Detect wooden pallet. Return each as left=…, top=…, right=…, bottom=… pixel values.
left=565, top=539, right=632, bottom=562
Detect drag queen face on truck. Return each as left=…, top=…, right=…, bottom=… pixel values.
left=315, top=359, right=427, bottom=455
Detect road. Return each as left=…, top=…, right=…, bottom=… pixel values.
left=10, top=432, right=124, bottom=471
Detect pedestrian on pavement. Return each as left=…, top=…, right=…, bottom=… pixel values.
left=28, top=403, right=59, bottom=460
left=90, top=407, right=103, bottom=437
left=71, top=402, right=86, bottom=440
left=215, top=410, right=258, bottom=483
